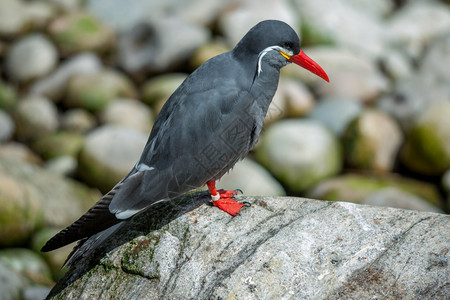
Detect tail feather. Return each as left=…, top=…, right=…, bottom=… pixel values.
left=41, top=185, right=121, bottom=252
left=62, top=222, right=125, bottom=268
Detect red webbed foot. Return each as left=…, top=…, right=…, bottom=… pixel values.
left=207, top=181, right=248, bottom=216
left=212, top=197, right=245, bottom=216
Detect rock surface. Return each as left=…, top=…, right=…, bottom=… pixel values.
left=13, top=96, right=59, bottom=142
left=255, top=119, right=342, bottom=193
left=0, top=0, right=30, bottom=37
left=342, top=109, right=403, bottom=172
left=77, top=125, right=147, bottom=192
left=30, top=53, right=102, bottom=101
left=100, top=98, right=154, bottom=132
left=118, top=17, right=209, bottom=73
left=47, top=193, right=449, bottom=299
left=0, top=80, right=18, bottom=110
left=363, top=187, right=443, bottom=213
left=400, top=101, right=450, bottom=176
left=0, top=157, right=97, bottom=230
left=0, top=109, right=15, bottom=142
left=6, top=33, right=58, bottom=82
left=308, top=96, right=363, bottom=136
left=0, top=248, right=53, bottom=299
left=48, top=12, right=115, bottom=56
left=65, top=70, right=136, bottom=112
left=307, top=173, right=442, bottom=208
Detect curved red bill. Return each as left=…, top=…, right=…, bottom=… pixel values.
left=288, top=50, right=329, bottom=82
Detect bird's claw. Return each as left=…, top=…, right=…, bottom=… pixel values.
left=209, top=187, right=248, bottom=216
left=217, top=189, right=238, bottom=198
left=243, top=201, right=251, bottom=207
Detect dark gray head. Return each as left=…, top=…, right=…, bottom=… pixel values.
left=233, top=20, right=300, bottom=60
left=232, top=20, right=329, bottom=82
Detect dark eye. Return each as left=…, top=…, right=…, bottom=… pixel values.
left=283, top=42, right=294, bottom=50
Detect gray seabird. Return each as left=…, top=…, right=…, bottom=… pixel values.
left=41, top=20, right=329, bottom=266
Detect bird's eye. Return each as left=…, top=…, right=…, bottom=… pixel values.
left=283, top=42, right=294, bottom=50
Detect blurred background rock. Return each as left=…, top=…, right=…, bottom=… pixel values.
left=0, top=0, right=449, bottom=298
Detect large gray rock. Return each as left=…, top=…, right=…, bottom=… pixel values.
left=48, top=12, right=115, bottom=56
left=47, top=194, right=449, bottom=299
left=65, top=70, right=136, bottom=112
left=13, top=96, right=59, bottom=142
left=342, top=109, right=403, bottom=172
left=118, top=17, right=209, bottom=74
left=255, top=119, right=342, bottom=193
left=0, top=142, right=42, bottom=165
left=25, top=1, right=56, bottom=30
left=0, top=157, right=97, bottom=230
left=378, top=34, right=450, bottom=130
left=6, top=33, right=58, bottom=82
left=78, top=125, right=147, bottom=193
left=308, top=96, right=363, bottom=136
left=264, top=77, right=314, bottom=125
left=219, top=0, right=299, bottom=47
left=363, top=187, right=443, bottom=213
left=30, top=53, right=103, bottom=102
left=32, top=131, right=84, bottom=160
left=388, top=0, right=450, bottom=58
left=400, top=101, right=450, bottom=176
left=0, top=171, right=43, bottom=247
left=307, top=174, right=442, bottom=208
left=87, top=0, right=225, bottom=32
left=292, top=0, right=392, bottom=59
left=0, top=80, right=18, bottom=110
left=141, top=73, right=188, bottom=107
left=0, top=109, right=14, bottom=142
left=0, top=261, right=22, bottom=300
left=100, top=98, right=154, bottom=133
left=0, top=248, right=53, bottom=298
left=60, top=109, right=96, bottom=134
left=0, top=0, right=29, bottom=37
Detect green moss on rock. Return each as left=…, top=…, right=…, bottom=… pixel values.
left=48, top=12, right=115, bottom=56
left=65, top=70, right=136, bottom=112
left=32, top=131, right=84, bottom=160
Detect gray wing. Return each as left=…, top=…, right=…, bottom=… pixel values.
left=108, top=84, right=256, bottom=218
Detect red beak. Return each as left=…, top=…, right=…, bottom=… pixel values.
left=288, top=50, right=329, bottom=82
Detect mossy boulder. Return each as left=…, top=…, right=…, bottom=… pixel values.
left=0, top=173, right=44, bottom=247
left=342, top=109, right=403, bottom=172
left=65, top=70, right=136, bottom=112
left=0, top=157, right=97, bottom=229
left=32, top=131, right=84, bottom=160
left=307, top=173, right=442, bottom=207
left=141, top=73, right=187, bottom=109
left=255, top=119, right=342, bottom=193
left=13, top=96, right=59, bottom=142
left=78, top=125, right=147, bottom=193
left=0, top=80, right=18, bottom=111
left=400, top=102, right=450, bottom=175
left=48, top=12, right=115, bottom=56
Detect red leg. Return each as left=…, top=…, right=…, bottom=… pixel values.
left=206, top=180, right=245, bottom=216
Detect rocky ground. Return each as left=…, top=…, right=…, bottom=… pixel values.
left=46, top=193, right=449, bottom=300
left=0, top=0, right=450, bottom=299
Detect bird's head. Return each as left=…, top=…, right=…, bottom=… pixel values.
left=233, top=20, right=329, bottom=82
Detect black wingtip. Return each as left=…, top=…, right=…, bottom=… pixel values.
left=41, top=244, right=50, bottom=252
left=40, top=235, right=61, bottom=252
